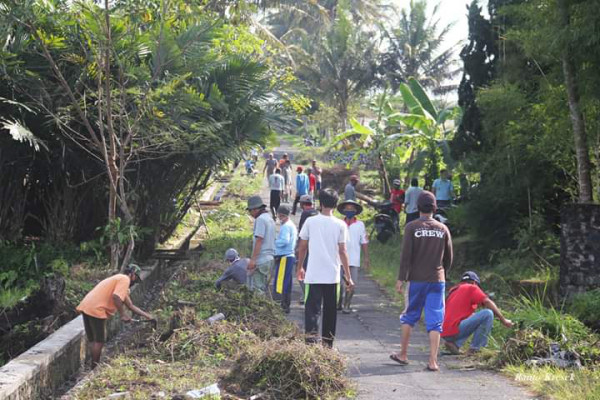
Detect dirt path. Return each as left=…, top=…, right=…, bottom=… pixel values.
left=259, top=142, right=538, bottom=400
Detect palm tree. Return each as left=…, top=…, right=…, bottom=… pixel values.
left=380, top=0, right=459, bottom=93
left=295, top=5, right=379, bottom=131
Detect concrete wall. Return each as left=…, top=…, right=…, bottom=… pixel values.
left=560, top=204, right=600, bottom=298
left=0, top=260, right=166, bottom=400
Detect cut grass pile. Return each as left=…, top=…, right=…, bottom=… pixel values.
left=72, top=259, right=353, bottom=399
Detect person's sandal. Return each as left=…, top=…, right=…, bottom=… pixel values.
left=389, top=354, right=409, bottom=365
left=425, top=365, right=440, bottom=372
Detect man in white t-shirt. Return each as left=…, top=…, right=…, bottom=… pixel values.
left=337, top=200, right=369, bottom=314
left=297, top=188, right=354, bottom=347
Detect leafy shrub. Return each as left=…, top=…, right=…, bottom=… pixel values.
left=566, top=289, right=600, bottom=331
left=495, top=295, right=600, bottom=366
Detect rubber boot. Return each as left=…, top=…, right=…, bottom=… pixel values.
left=342, top=290, right=354, bottom=314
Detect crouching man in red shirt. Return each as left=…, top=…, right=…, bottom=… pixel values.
left=442, top=271, right=514, bottom=355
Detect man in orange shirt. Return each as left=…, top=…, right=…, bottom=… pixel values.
left=76, top=264, right=154, bottom=367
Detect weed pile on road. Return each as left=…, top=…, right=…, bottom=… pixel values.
left=227, top=338, right=349, bottom=399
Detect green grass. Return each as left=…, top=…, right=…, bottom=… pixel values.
left=503, top=365, right=600, bottom=400
left=367, top=234, right=404, bottom=305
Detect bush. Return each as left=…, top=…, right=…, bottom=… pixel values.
left=566, top=289, right=600, bottom=331
left=495, top=295, right=600, bottom=366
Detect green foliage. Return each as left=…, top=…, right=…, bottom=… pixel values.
left=566, top=289, right=600, bottom=331
left=494, top=295, right=600, bottom=366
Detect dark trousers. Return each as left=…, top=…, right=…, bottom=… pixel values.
left=305, top=283, right=339, bottom=347
left=406, top=211, right=420, bottom=224
left=270, top=190, right=281, bottom=217
left=292, top=194, right=301, bottom=214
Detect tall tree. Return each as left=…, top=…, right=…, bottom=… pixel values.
left=452, top=1, right=498, bottom=161
left=296, top=3, right=378, bottom=131
left=557, top=0, right=593, bottom=203
left=380, top=0, right=458, bottom=93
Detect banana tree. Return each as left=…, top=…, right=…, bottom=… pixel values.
left=385, top=77, right=459, bottom=187
left=330, top=87, right=399, bottom=196
left=331, top=77, right=458, bottom=194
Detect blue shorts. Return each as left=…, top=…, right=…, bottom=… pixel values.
left=399, top=281, right=445, bottom=332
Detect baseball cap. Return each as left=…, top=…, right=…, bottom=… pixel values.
left=299, top=194, right=313, bottom=204
left=224, top=248, right=239, bottom=261
left=296, top=166, right=303, bottom=172
left=124, top=263, right=142, bottom=280
left=277, top=205, right=291, bottom=216
left=417, top=191, right=437, bottom=211
left=461, top=271, right=481, bottom=286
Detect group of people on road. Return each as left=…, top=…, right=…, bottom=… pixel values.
left=76, top=153, right=512, bottom=371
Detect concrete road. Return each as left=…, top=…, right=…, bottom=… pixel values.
left=256, top=141, right=539, bottom=400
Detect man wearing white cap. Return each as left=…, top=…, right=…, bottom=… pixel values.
left=215, top=248, right=249, bottom=290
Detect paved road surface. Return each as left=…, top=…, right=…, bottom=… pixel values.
left=256, top=141, right=538, bottom=400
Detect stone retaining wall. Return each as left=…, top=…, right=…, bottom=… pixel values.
left=0, top=260, right=166, bottom=400
left=560, top=204, right=600, bottom=298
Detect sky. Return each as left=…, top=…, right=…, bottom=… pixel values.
left=392, top=0, right=473, bottom=53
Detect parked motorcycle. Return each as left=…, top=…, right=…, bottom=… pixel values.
left=371, top=200, right=398, bottom=244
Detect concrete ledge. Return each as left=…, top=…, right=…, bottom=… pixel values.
left=0, top=260, right=167, bottom=400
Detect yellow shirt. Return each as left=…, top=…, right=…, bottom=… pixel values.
left=76, top=274, right=130, bottom=319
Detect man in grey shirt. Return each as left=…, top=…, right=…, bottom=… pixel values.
left=344, top=175, right=359, bottom=201
left=404, top=178, right=423, bottom=225
left=215, top=248, right=248, bottom=290
left=246, top=195, right=276, bottom=295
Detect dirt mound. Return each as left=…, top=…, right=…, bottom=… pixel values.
left=321, top=165, right=359, bottom=195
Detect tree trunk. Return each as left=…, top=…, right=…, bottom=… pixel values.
left=404, top=147, right=415, bottom=187
left=558, top=0, right=594, bottom=203
left=378, top=152, right=391, bottom=197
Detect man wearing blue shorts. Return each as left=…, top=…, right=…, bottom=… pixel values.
left=390, top=191, right=453, bottom=371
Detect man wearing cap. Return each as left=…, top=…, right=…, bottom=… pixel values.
left=344, top=175, right=359, bottom=201
left=297, top=194, right=318, bottom=303
left=442, top=271, right=513, bottom=355
left=337, top=200, right=369, bottom=314
left=263, top=153, right=278, bottom=177
left=297, top=188, right=354, bottom=347
left=215, top=249, right=249, bottom=290
left=292, top=166, right=310, bottom=215
left=390, top=191, right=452, bottom=372
left=273, top=205, right=297, bottom=313
left=246, top=195, right=276, bottom=295
left=76, top=264, right=154, bottom=368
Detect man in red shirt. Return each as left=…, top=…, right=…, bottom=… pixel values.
left=306, top=168, right=317, bottom=196
left=389, top=179, right=405, bottom=227
left=442, top=271, right=514, bottom=355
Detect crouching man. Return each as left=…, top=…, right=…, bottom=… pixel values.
left=442, top=271, right=514, bottom=355
left=76, top=264, right=154, bottom=368
left=215, top=248, right=248, bottom=290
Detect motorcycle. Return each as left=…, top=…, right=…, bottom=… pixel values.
left=371, top=200, right=399, bottom=244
